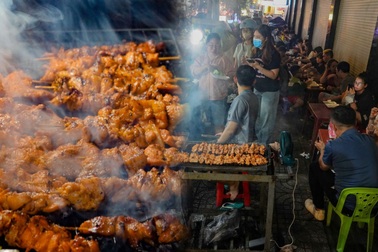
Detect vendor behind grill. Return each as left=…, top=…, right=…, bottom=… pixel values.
left=216, top=65, right=259, bottom=201
left=217, top=65, right=259, bottom=144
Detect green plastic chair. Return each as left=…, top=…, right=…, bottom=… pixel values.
left=326, top=187, right=378, bottom=252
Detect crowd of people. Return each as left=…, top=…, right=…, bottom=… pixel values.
left=187, top=18, right=378, bottom=208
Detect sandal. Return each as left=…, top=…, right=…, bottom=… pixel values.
left=220, top=202, right=244, bottom=210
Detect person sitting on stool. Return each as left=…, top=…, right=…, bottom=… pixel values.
left=305, top=106, right=378, bottom=221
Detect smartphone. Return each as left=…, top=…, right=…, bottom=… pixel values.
left=246, top=58, right=255, bottom=63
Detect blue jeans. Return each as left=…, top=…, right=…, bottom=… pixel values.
left=254, top=90, right=280, bottom=145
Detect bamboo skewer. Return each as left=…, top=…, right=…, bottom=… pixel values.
left=158, top=56, right=181, bottom=61
left=63, top=226, right=81, bottom=231
left=32, top=80, right=52, bottom=84
left=34, top=85, right=55, bottom=89
left=32, top=78, right=189, bottom=86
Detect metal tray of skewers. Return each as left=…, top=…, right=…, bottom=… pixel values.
left=179, top=142, right=270, bottom=172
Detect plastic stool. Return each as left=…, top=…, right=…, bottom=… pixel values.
left=216, top=172, right=251, bottom=207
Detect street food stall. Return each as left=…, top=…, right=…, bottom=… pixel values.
left=177, top=142, right=279, bottom=251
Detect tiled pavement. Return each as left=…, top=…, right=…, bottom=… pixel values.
left=184, top=105, right=378, bottom=251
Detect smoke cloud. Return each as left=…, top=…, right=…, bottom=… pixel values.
left=0, top=0, right=180, bottom=76
left=0, top=0, right=185, bottom=225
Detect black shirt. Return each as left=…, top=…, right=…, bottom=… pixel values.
left=354, top=89, right=376, bottom=128
left=254, top=50, right=281, bottom=92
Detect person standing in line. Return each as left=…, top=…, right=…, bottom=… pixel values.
left=305, top=106, right=378, bottom=221
left=190, top=33, right=235, bottom=135
left=233, top=18, right=258, bottom=68
left=247, top=24, right=281, bottom=145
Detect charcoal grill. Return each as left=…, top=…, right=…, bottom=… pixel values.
left=177, top=140, right=276, bottom=251
left=185, top=209, right=265, bottom=251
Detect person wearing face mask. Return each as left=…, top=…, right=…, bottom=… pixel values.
left=233, top=18, right=258, bottom=68
left=247, top=24, right=281, bottom=145
left=190, top=33, right=235, bottom=136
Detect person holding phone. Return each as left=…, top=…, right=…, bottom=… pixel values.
left=247, top=24, right=281, bottom=145
left=305, top=106, right=378, bottom=221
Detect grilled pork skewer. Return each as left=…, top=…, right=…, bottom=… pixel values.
left=76, top=213, right=188, bottom=247
left=36, top=56, right=181, bottom=61
left=0, top=210, right=100, bottom=252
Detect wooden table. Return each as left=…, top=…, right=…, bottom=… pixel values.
left=307, top=103, right=331, bottom=156
left=306, top=85, right=325, bottom=103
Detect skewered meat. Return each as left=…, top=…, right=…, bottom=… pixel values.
left=0, top=40, right=188, bottom=250
left=78, top=213, right=188, bottom=248
left=56, top=177, right=104, bottom=211
left=0, top=210, right=100, bottom=252
left=0, top=188, right=69, bottom=214
left=79, top=216, right=154, bottom=248
left=0, top=167, right=184, bottom=214
left=0, top=168, right=67, bottom=193
left=144, top=144, right=165, bottom=167
left=2, top=71, right=54, bottom=102
left=118, top=143, right=147, bottom=176
left=188, top=142, right=268, bottom=166
left=153, top=213, right=188, bottom=244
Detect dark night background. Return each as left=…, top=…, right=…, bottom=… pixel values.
left=12, top=0, right=178, bottom=30
left=0, top=0, right=185, bottom=76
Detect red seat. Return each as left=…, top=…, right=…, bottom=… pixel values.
left=216, top=172, right=251, bottom=207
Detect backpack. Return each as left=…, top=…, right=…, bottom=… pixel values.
left=278, top=65, right=290, bottom=97
left=279, top=131, right=295, bottom=166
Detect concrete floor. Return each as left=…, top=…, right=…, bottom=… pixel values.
left=183, top=104, right=378, bottom=252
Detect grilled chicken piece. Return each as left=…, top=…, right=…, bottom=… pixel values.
left=160, top=166, right=184, bottom=196
left=118, top=143, right=147, bottom=175
left=144, top=144, right=165, bottom=167
left=153, top=213, right=188, bottom=244
left=56, top=177, right=104, bottom=211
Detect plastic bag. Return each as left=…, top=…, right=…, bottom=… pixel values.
left=204, top=209, right=240, bottom=245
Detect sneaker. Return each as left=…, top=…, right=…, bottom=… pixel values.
left=305, top=199, right=325, bottom=221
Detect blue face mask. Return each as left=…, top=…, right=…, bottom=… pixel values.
left=253, top=38, right=263, bottom=48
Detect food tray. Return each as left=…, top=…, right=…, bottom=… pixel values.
left=323, top=100, right=339, bottom=108
left=180, top=142, right=269, bottom=171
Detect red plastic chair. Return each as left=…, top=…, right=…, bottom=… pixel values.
left=216, top=172, right=251, bottom=207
